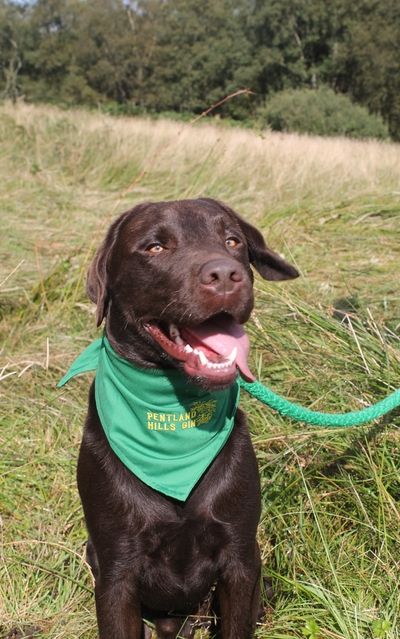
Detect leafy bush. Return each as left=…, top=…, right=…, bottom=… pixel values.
left=258, top=87, right=389, bottom=140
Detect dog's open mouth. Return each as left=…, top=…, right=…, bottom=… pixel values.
left=144, top=313, right=255, bottom=384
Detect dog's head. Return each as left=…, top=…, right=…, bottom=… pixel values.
left=87, top=198, right=298, bottom=388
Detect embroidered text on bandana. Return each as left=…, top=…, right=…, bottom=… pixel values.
left=58, top=337, right=240, bottom=500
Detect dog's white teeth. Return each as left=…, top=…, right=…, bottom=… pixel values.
left=184, top=344, right=193, bottom=353
left=169, top=324, right=180, bottom=338
left=194, top=349, right=212, bottom=368
left=193, top=348, right=234, bottom=371
left=197, top=350, right=208, bottom=366
left=169, top=323, right=186, bottom=346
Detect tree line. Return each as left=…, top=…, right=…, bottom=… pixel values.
left=1, top=0, right=399, bottom=140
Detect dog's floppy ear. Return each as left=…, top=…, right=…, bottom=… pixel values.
left=205, top=198, right=299, bottom=281
left=87, top=211, right=132, bottom=326
left=238, top=217, right=299, bottom=281
left=86, top=238, right=111, bottom=327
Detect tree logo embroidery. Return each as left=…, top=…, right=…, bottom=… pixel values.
left=191, top=400, right=218, bottom=425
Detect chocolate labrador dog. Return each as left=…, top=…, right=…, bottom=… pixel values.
left=76, top=198, right=298, bottom=639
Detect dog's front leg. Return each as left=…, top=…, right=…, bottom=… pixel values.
left=217, top=544, right=261, bottom=639
left=94, top=575, right=143, bottom=639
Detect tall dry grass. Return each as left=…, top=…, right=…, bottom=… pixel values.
left=4, top=102, right=400, bottom=215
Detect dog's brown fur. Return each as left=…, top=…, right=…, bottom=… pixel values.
left=77, top=198, right=298, bottom=639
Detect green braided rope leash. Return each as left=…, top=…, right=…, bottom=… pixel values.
left=239, top=379, right=400, bottom=428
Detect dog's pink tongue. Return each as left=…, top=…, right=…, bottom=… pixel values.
left=188, top=316, right=255, bottom=382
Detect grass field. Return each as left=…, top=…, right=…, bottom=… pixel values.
left=1, top=102, right=400, bottom=639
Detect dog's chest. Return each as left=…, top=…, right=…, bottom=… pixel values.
left=135, top=514, right=227, bottom=609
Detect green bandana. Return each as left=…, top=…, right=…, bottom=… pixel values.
left=58, top=337, right=240, bottom=501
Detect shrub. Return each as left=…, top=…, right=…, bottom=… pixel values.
left=258, top=87, right=389, bottom=140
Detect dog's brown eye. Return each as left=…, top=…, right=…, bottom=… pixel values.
left=146, top=243, right=164, bottom=254
left=225, top=237, right=240, bottom=248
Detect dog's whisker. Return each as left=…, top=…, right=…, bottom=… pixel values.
left=159, top=293, right=182, bottom=319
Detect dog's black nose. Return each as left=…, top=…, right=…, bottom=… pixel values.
left=199, top=258, right=243, bottom=294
